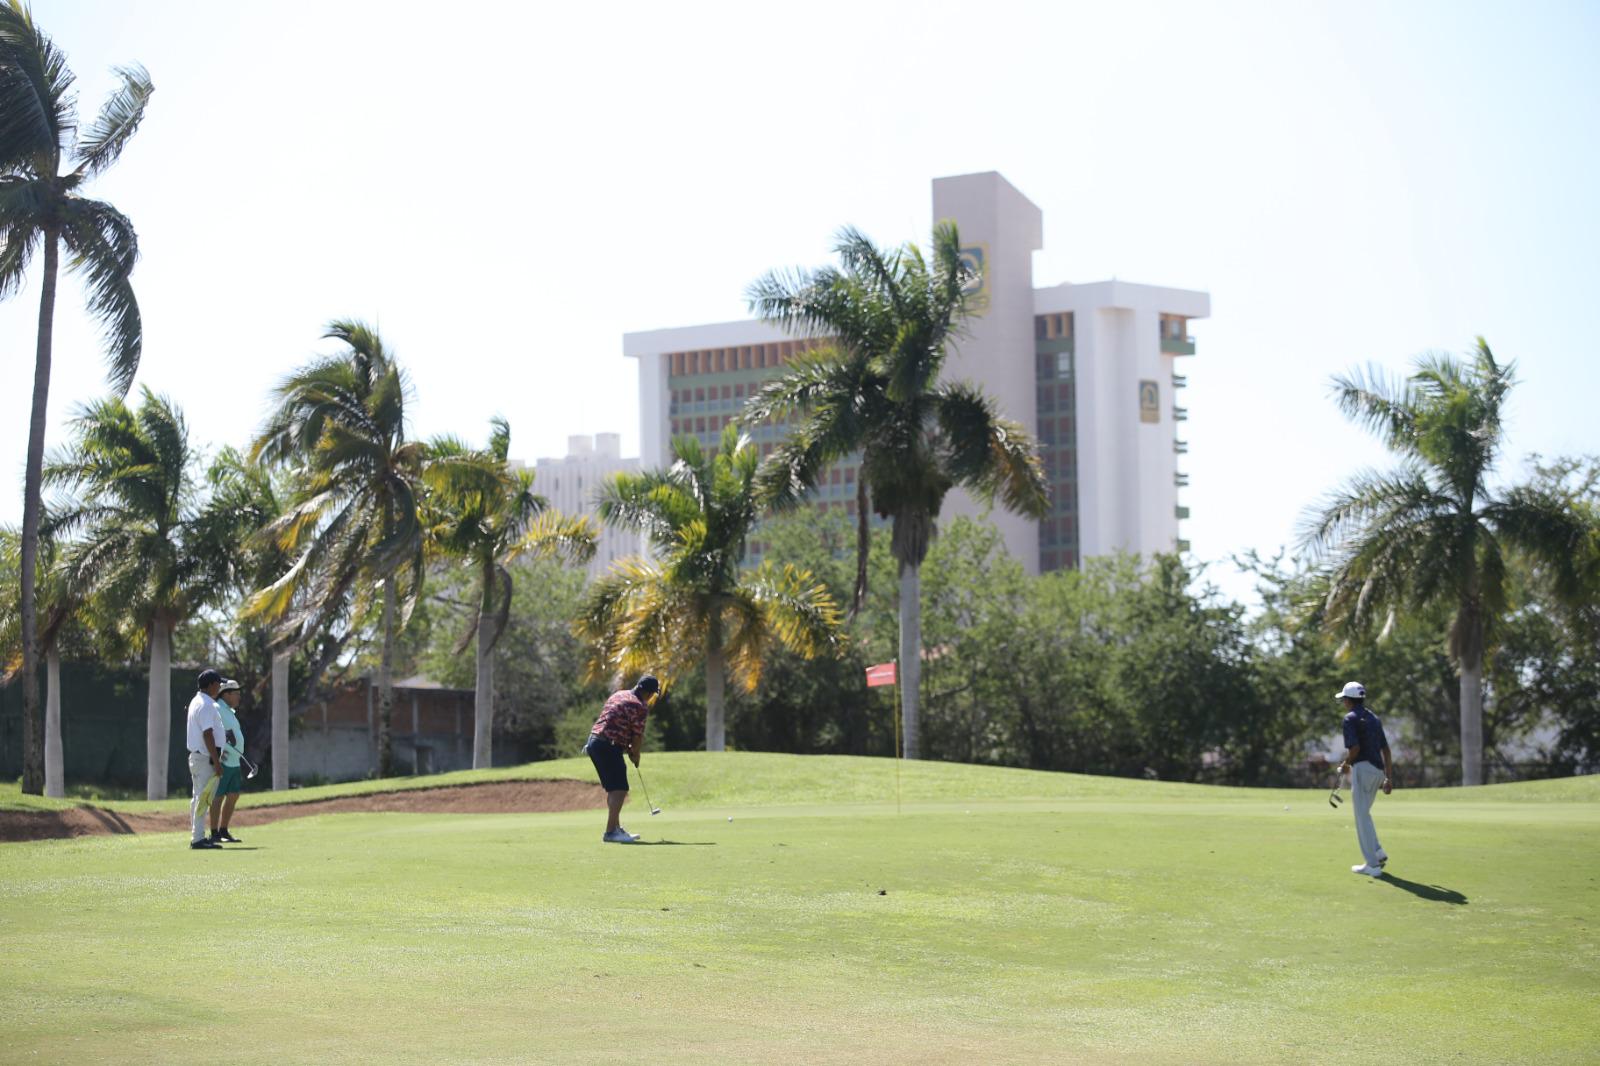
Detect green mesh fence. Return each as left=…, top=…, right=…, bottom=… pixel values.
left=0, top=662, right=198, bottom=790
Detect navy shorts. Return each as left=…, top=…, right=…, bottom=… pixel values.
left=585, top=735, right=629, bottom=793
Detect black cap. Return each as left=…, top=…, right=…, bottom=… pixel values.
left=634, top=675, right=660, bottom=695
left=197, top=669, right=223, bottom=690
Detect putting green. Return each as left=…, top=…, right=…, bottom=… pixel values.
left=1, top=754, right=1596, bottom=1065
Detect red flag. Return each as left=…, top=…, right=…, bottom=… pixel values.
left=865, top=662, right=897, bottom=688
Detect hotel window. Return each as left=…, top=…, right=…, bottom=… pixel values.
left=721, top=384, right=732, bottom=400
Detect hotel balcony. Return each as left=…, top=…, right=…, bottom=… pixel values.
left=1161, top=334, right=1196, bottom=356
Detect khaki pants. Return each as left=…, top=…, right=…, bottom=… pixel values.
left=188, top=751, right=218, bottom=843
left=1351, top=761, right=1386, bottom=866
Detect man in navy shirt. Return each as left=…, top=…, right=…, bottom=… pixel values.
left=1335, top=682, right=1393, bottom=877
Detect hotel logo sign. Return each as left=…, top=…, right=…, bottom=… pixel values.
left=959, top=244, right=989, bottom=315
left=1139, top=380, right=1160, bottom=423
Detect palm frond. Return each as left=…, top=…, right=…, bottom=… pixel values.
left=934, top=382, right=1048, bottom=518
left=71, top=63, right=151, bottom=179
left=575, top=557, right=696, bottom=686
left=742, top=560, right=842, bottom=659
left=0, top=0, right=75, bottom=169
left=1485, top=484, right=1600, bottom=608
left=1331, top=364, right=1420, bottom=457
left=59, top=196, right=140, bottom=393
left=1298, top=465, right=1450, bottom=561
left=0, top=175, right=44, bottom=296
left=508, top=509, right=597, bottom=567
left=595, top=468, right=697, bottom=542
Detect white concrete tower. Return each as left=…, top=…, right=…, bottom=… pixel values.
left=531, top=434, right=643, bottom=578
left=931, top=172, right=1046, bottom=574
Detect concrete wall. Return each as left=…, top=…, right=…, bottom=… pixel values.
left=285, top=682, right=476, bottom=784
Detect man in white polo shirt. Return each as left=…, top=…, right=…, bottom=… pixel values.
left=186, top=669, right=227, bottom=851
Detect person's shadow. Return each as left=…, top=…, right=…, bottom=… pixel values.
left=1378, top=873, right=1467, bottom=905
left=634, top=840, right=715, bottom=846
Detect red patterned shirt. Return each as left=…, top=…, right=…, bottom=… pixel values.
left=592, top=690, right=649, bottom=749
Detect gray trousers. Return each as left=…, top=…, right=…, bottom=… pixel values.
left=1351, top=760, right=1386, bottom=866
left=188, top=751, right=218, bottom=843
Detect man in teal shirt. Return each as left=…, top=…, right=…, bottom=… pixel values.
left=208, top=679, right=247, bottom=844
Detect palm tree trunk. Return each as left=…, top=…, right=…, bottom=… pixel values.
left=705, top=636, right=726, bottom=752
left=377, top=575, right=396, bottom=777
left=146, top=619, right=172, bottom=800
left=473, top=560, right=495, bottom=769
left=44, top=644, right=63, bottom=798
left=271, top=647, right=290, bottom=790
left=898, top=563, right=922, bottom=760
left=18, top=229, right=60, bottom=796
left=852, top=476, right=870, bottom=616
left=1459, top=651, right=1484, bottom=786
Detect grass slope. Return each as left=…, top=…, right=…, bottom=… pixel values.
left=1, top=754, right=1596, bottom=1065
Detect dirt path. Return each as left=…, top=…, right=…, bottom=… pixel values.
left=0, top=779, right=605, bottom=843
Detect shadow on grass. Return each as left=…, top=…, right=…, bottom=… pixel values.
left=634, top=840, right=716, bottom=846
left=1379, top=873, right=1467, bottom=904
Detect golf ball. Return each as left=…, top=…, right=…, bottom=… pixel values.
left=1284, top=805, right=1291, bottom=811
left=727, top=816, right=733, bottom=822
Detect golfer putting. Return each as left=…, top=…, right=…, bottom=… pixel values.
left=584, top=674, right=662, bottom=843
left=1335, top=682, right=1393, bottom=877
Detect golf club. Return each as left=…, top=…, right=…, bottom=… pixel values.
left=228, top=744, right=259, bottom=780
left=636, top=763, right=661, bottom=816
left=1328, top=770, right=1344, bottom=808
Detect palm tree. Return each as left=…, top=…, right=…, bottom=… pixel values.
left=44, top=389, right=222, bottom=800
left=578, top=425, right=842, bottom=750
left=248, top=321, right=425, bottom=777
left=424, top=417, right=596, bottom=768
left=0, top=2, right=152, bottom=794
left=1301, top=339, right=1598, bottom=785
left=745, top=222, right=1048, bottom=759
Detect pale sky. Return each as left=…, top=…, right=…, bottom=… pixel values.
left=4, top=0, right=1597, bottom=603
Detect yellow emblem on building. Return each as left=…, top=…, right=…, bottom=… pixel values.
left=959, top=244, right=989, bottom=314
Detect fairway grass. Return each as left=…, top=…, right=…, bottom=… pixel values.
left=1, top=755, right=1596, bottom=1065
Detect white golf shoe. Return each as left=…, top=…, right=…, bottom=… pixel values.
left=603, top=828, right=640, bottom=843
left=1351, top=863, right=1383, bottom=877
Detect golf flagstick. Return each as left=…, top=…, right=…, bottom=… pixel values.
left=893, top=660, right=901, bottom=817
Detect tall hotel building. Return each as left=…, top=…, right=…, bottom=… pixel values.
left=623, top=172, right=1208, bottom=574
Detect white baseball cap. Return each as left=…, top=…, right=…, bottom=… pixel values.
left=1336, top=682, right=1366, bottom=700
